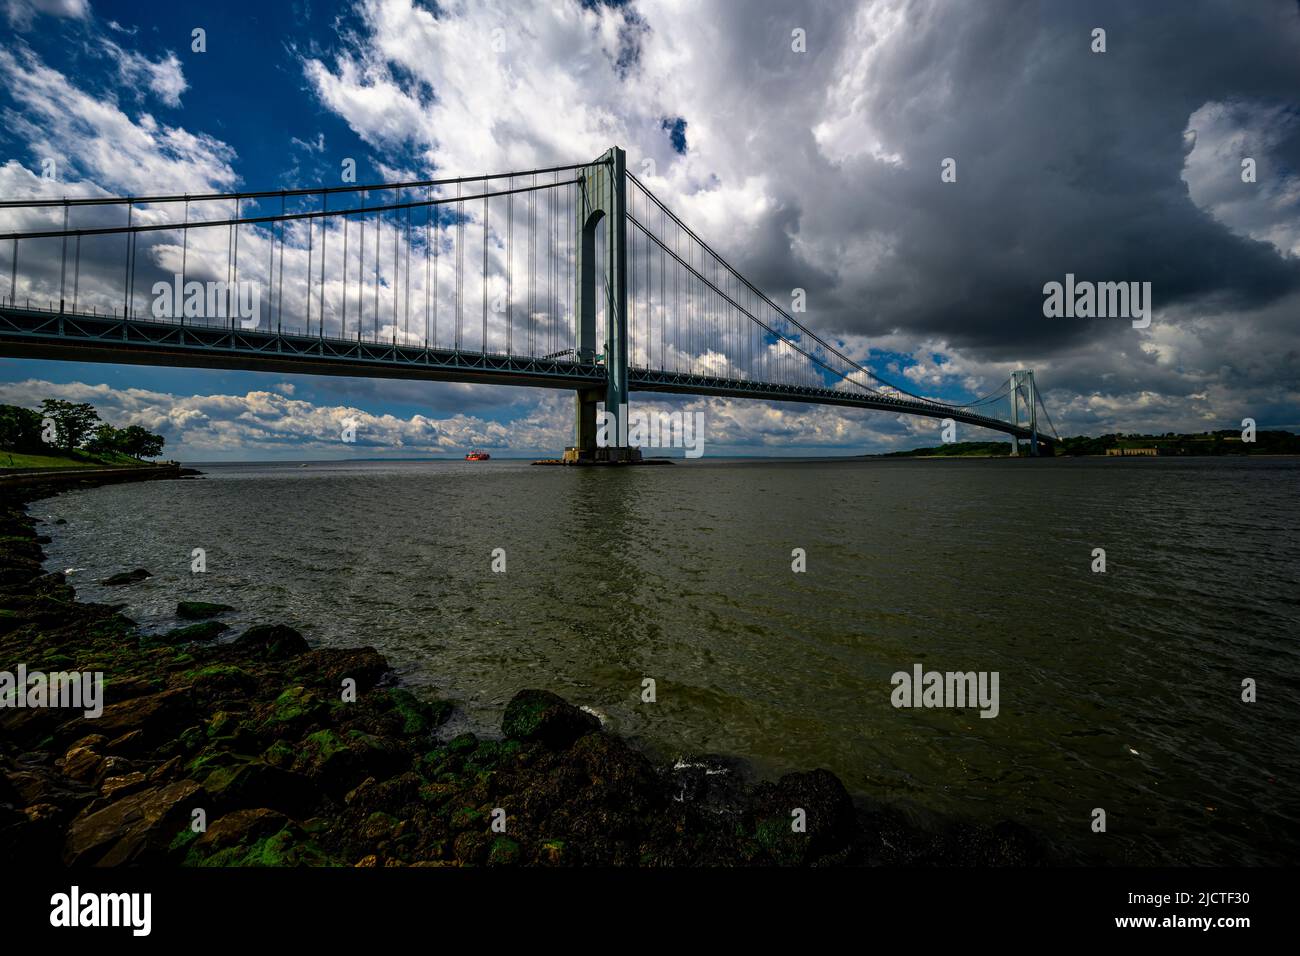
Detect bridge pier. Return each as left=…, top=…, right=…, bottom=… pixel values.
left=563, top=146, right=639, bottom=464
left=1010, top=369, right=1041, bottom=457
left=567, top=387, right=600, bottom=461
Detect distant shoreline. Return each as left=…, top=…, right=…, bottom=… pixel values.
left=169, top=453, right=1300, bottom=466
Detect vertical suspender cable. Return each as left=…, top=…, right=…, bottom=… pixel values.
left=390, top=190, right=397, bottom=343
left=404, top=202, right=412, bottom=345
left=425, top=201, right=431, bottom=348
left=232, top=198, right=241, bottom=330
left=358, top=194, right=365, bottom=340
left=456, top=181, right=463, bottom=350
left=277, top=194, right=285, bottom=334
left=305, top=195, right=313, bottom=332
left=121, top=202, right=133, bottom=317
left=506, top=177, right=512, bottom=356
left=58, top=203, right=68, bottom=312
left=319, top=191, right=327, bottom=338
left=373, top=204, right=380, bottom=340
left=341, top=205, right=348, bottom=339
left=262, top=197, right=270, bottom=332
left=528, top=174, right=534, bottom=356
left=71, top=234, right=81, bottom=314
left=433, top=198, right=439, bottom=348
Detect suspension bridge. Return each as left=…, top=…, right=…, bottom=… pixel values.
left=0, top=147, right=1058, bottom=458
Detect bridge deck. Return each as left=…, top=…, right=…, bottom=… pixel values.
left=0, top=305, right=1049, bottom=445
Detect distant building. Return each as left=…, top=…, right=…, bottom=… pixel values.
left=1106, top=447, right=1160, bottom=456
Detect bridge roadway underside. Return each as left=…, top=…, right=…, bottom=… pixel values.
left=0, top=307, right=1051, bottom=449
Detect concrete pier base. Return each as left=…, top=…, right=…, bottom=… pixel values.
left=534, top=447, right=668, bottom=466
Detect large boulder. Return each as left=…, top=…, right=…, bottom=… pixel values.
left=748, top=769, right=856, bottom=864
left=292, top=647, right=391, bottom=695
left=162, top=620, right=228, bottom=643
left=100, top=568, right=151, bottom=586
left=501, top=689, right=600, bottom=749
left=231, top=624, right=310, bottom=660
left=259, top=686, right=328, bottom=736
left=177, top=601, right=235, bottom=620
left=64, top=687, right=195, bottom=749
left=291, top=729, right=408, bottom=798
left=63, top=779, right=203, bottom=865
left=201, top=760, right=317, bottom=817
left=194, top=807, right=287, bottom=852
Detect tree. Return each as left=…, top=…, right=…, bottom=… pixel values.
left=85, top=424, right=124, bottom=456
left=39, top=400, right=100, bottom=454
left=0, top=404, right=45, bottom=452
left=118, top=424, right=165, bottom=459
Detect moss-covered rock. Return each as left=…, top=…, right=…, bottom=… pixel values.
left=193, top=807, right=287, bottom=853
left=501, top=689, right=599, bottom=749
left=100, top=568, right=151, bottom=586
left=63, top=779, right=204, bottom=865
left=261, top=685, right=327, bottom=734
left=177, top=601, right=235, bottom=620
left=161, top=620, right=228, bottom=643
left=487, top=835, right=521, bottom=865
left=188, top=825, right=335, bottom=867
left=201, top=759, right=317, bottom=817
left=232, top=624, right=310, bottom=660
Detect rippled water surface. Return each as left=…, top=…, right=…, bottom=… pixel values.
left=37, top=456, right=1300, bottom=864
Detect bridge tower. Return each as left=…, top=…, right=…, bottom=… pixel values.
left=1010, top=369, right=1040, bottom=457
left=566, top=146, right=638, bottom=463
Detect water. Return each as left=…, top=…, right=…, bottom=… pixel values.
left=35, top=456, right=1300, bottom=864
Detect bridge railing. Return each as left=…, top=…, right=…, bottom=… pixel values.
left=0, top=165, right=586, bottom=361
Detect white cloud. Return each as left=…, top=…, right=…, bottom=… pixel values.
left=0, top=378, right=572, bottom=458
left=0, top=372, right=1031, bottom=458
left=0, top=46, right=231, bottom=197
left=3, top=0, right=88, bottom=29
left=103, top=39, right=188, bottom=108
left=1182, top=99, right=1300, bottom=257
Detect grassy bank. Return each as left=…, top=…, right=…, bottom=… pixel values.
left=0, top=450, right=158, bottom=472
left=1, top=475, right=1052, bottom=866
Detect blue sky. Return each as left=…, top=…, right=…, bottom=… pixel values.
left=1, top=0, right=486, bottom=443
left=2, top=0, right=1298, bottom=460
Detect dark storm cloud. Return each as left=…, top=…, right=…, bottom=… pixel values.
left=740, top=0, right=1300, bottom=357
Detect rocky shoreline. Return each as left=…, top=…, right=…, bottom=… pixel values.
left=1, top=472, right=1050, bottom=866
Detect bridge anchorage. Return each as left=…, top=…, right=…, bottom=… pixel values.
left=0, top=145, right=1058, bottom=458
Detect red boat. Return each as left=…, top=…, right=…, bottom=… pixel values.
left=465, top=450, right=491, bottom=461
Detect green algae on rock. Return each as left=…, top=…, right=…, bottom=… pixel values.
left=177, top=601, right=235, bottom=620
